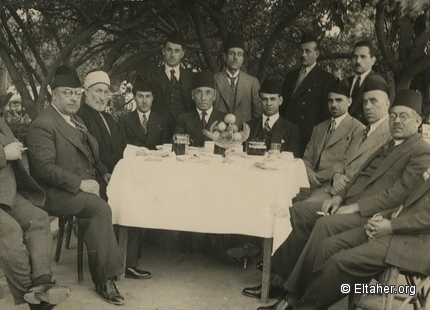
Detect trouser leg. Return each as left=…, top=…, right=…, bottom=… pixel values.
left=0, top=208, right=32, bottom=305
left=7, top=194, right=52, bottom=281
left=271, top=201, right=321, bottom=280
left=295, top=235, right=391, bottom=309
left=284, top=213, right=364, bottom=296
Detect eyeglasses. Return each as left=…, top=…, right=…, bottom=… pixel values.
left=54, top=89, right=82, bottom=98
left=389, top=112, right=412, bottom=122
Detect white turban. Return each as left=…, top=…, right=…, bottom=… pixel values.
left=84, top=71, right=110, bottom=89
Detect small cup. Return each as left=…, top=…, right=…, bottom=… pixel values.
left=204, top=141, right=214, bottom=152
left=270, top=143, right=282, bottom=155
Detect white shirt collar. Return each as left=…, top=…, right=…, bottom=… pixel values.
left=165, top=64, right=180, bottom=81
left=137, top=109, right=151, bottom=122
left=51, top=103, right=73, bottom=125
left=331, top=112, right=348, bottom=130
left=354, top=68, right=372, bottom=86
left=368, top=115, right=388, bottom=136
left=394, top=139, right=404, bottom=146
left=226, top=69, right=240, bottom=78
left=197, top=106, right=213, bottom=120
left=302, top=62, right=317, bottom=74
left=262, top=113, right=279, bottom=129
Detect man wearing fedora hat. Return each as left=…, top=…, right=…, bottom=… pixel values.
left=26, top=65, right=126, bottom=306
left=147, top=31, right=194, bottom=138
left=279, top=33, right=336, bottom=157
left=246, top=79, right=301, bottom=157
left=251, top=90, right=430, bottom=310
left=119, top=76, right=170, bottom=150
left=214, top=33, right=262, bottom=128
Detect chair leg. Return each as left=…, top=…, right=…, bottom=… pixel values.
left=55, top=216, right=67, bottom=263
left=65, top=217, right=74, bottom=249
left=383, top=267, right=399, bottom=310
left=77, top=221, right=84, bottom=284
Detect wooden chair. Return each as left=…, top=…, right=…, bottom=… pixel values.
left=54, top=215, right=84, bottom=284
left=349, top=267, right=430, bottom=309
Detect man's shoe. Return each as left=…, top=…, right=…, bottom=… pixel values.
left=24, top=282, right=70, bottom=305
left=257, top=297, right=292, bottom=310
left=28, top=301, right=56, bottom=310
left=242, top=284, right=286, bottom=299
left=95, top=279, right=125, bottom=305
left=125, top=267, right=152, bottom=279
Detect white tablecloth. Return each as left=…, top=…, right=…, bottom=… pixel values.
left=107, top=145, right=309, bottom=252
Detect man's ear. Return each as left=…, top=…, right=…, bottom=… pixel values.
left=279, top=95, right=283, bottom=106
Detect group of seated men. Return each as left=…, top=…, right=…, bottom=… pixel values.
left=0, top=28, right=429, bottom=310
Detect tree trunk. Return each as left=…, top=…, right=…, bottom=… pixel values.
left=396, top=74, right=412, bottom=90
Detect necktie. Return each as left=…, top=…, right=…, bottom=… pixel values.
left=170, top=69, right=177, bottom=85
left=362, top=125, right=370, bottom=143
left=329, top=119, right=336, bottom=135
left=351, top=75, right=361, bottom=99
left=229, top=76, right=237, bottom=91
left=201, top=111, right=207, bottom=129
left=141, top=114, right=148, bottom=134
left=264, top=117, right=271, bottom=134
left=293, top=67, right=307, bottom=94
left=70, top=116, right=88, bottom=137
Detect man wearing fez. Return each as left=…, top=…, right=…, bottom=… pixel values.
left=246, top=79, right=301, bottom=157
left=257, top=91, right=430, bottom=309
left=302, top=80, right=364, bottom=193
left=119, top=76, right=170, bottom=149
left=26, top=65, right=126, bottom=305
left=0, top=118, right=70, bottom=310
left=247, top=90, right=430, bottom=309
left=347, top=40, right=395, bottom=124
left=214, top=33, right=262, bottom=127
left=279, top=33, right=336, bottom=157
left=175, top=71, right=226, bottom=147
left=78, top=71, right=151, bottom=280
left=147, top=31, right=194, bottom=137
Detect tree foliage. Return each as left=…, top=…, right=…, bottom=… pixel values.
left=0, top=0, right=428, bottom=118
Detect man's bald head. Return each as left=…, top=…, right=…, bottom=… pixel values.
left=363, top=90, right=390, bottom=124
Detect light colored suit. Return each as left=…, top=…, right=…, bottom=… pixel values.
left=303, top=113, right=365, bottom=183
left=214, top=70, right=261, bottom=127
left=331, top=117, right=391, bottom=181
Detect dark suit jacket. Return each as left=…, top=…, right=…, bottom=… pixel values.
left=0, top=118, right=45, bottom=208
left=147, top=66, right=194, bottom=121
left=76, top=103, right=127, bottom=173
left=175, top=108, right=226, bottom=147
left=118, top=110, right=170, bottom=150
left=280, top=65, right=335, bottom=156
left=303, top=114, right=364, bottom=183
left=338, top=133, right=430, bottom=218
left=382, top=176, right=430, bottom=274
left=214, top=70, right=262, bottom=127
left=348, top=70, right=395, bottom=125
left=26, top=105, right=108, bottom=208
left=246, top=116, right=301, bottom=158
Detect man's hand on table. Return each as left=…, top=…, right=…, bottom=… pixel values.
left=80, top=179, right=100, bottom=196
left=308, top=171, right=323, bottom=189
left=321, top=196, right=343, bottom=215
left=365, top=216, right=393, bottom=239
left=103, top=173, right=111, bottom=185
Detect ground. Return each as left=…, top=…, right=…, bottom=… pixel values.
left=1, top=229, right=408, bottom=310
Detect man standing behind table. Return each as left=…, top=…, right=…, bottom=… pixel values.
left=279, top=33, right=336, bottom=157
left=246, top=79, right=301, bottom=158
left=147, top=31, right=194, bottom=137
left=119, top=75, right=170, bottom=150
left=347, top=40, right=395, bottom=124
left=0, top=118, right=70, bottom=310
left=302, top=80, right=364, bottom=192
left=26, top=65, right=126, bottom=306
left=77, top=71, right=151, bottom=281
left=214, top=33, right=262, bottom=128
left=175, top=70, right=226, bottom=147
